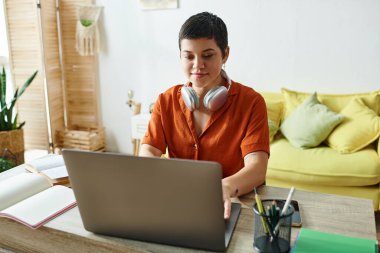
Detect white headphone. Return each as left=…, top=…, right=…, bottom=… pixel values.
left=181, top=70, right=232, bottom=112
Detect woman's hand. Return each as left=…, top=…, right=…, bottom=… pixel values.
left=222, top=181, right=235, bottom=219
left=221, top=151, right=268, bottom=219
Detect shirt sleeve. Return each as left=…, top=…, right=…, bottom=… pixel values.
left=240, top=94, right=270, bottom=157
left=141, top=94, right=167, bottom=154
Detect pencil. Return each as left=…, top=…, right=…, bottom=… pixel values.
left=254, top=187, right=270, bottom=235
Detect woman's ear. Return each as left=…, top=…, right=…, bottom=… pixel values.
left=223, top=46, right=230, bottom=63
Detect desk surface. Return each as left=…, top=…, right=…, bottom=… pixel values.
left=0, top=166, right=376, bottom=253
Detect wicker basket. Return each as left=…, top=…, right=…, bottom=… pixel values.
left=55, top=127, right=105, bottom=151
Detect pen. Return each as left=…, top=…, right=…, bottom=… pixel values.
left=267, top=206, right=273, bottom=230
left=271, top=201, right=278, bottom=228
left=273, top=187, right=295, bottom=235
left=254, top=187, right=270, bottom=235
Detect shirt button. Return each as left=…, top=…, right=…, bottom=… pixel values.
left=193, top=144, right=198, bottom=150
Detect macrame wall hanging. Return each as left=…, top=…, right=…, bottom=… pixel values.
left=76, top=4, right=102, bottom=56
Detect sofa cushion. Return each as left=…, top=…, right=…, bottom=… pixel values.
left=267, top=138, right=380, bottom=187
left=266, top=100, right=283, bottom=142
left=326, top=98, right=380, bottom=154
left=280, top=93, right=344, bottom=148
left=266, top=100, right=283, bottom=127
left=261, top=92, right=283, bottom=102
left=268, top=119, right=278, bottom=142
left=281, top=88, right=380, bottom=120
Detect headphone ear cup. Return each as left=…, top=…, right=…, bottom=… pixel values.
left=181, top=86, right=199, bottom=111
left=203, top=86, right=228, bottom=112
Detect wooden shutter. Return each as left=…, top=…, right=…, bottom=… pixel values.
left=39, top=0, right=65, bottom=147
left=59, top=0, right=100, bottom=129
left=4, top=0, right=50, bottom=149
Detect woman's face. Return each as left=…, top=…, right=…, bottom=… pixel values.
left=180, top=38, right=228, bottom=91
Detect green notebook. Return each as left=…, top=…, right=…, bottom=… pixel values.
left=291, top=228, right=378, bottom=253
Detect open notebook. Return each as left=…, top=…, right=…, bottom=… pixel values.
left=63, top=149, right=241, bottom=252
left=24, top=154, right=69, bottom=186
left=0, top=173, right=76, bottom=229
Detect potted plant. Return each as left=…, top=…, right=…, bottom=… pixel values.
left=0, top=156, right=15, bottom=173
left=0, top=148, right=16, bottom=172
left=0, top=66, right=38, bottom=167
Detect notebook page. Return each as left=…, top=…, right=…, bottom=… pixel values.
left=0, top=186, right=77, bottom=229
left=0, top=173, right=51, bottom=211
left=27, top=155, right=65, bottom=172
left=41, top=166, right=68, bottom=179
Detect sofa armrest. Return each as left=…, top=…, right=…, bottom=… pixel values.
left=378, top=137, right=380, bottom=157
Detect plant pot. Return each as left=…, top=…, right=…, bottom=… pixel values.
left=0, top=129, right=24, bottom=165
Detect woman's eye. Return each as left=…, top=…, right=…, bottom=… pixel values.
left=183, top=55, right=193, bottom=60
left=203, top=54, right=213, bottom=59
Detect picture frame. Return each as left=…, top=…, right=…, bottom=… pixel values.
left=139, top=0, right=178, bottom=10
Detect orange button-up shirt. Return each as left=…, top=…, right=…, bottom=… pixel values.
left=142, top=80, right=269, bottom=178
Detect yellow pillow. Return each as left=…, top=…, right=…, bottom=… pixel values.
left=266, top=100, right=283, bottom=128
left=268, top=119, right=278, bottom=142
left=265, top=100, right=283, bottom=142
left=280, top=93, right=344, bottom=149
left=326, top=98, right=380, bottom=154
left=281, top=88, right=380, bottom=120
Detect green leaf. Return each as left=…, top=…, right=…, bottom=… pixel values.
left=12, top=113, right=18, bottom=129
left=0, top=109, right=6, bottom=131
left=5, top=88, right=18, bottom=130
left=0, top=66, right=6, bottom=108
left=0, top=70, right=37, bottom=130
left=6, top=105, right=13, bottom=130
left=1, top=107, right=11, bottom=131
left=17, top=121, right=25, bottom=129
left=18, top=70, right=37, bottom=98
left=9, top=88, right=18, bottom=111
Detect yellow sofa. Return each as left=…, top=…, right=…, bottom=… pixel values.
left=261, top=88, right=380, bottom=210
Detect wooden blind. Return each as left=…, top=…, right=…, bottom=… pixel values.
left=39, top=0, right=65, bottom=146
left=59, top=0, right=100, bottom=129
left=4, top=0, right=49, bottom=149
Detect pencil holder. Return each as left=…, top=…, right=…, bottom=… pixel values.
left=253, top=199, right=294, bottom=253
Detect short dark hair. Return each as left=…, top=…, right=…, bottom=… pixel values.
left=178, top=12, right=228, bottom=58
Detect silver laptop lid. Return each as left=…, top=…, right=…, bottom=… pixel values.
left=62, top=150, right=226, bottom=251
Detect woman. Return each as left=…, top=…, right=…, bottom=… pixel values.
left=140, top=12, right=269, bottom=219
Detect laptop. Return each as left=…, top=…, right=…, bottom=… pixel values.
left=62, top=149, right=241, bottom=252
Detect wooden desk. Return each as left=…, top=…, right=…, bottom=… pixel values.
left=0, top=167, right=376, bottom=253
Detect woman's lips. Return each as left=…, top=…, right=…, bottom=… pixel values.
left=191, top=73, right=207, bottom=79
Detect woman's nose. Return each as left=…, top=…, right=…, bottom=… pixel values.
left=193, top=56, right=205, bottom=69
